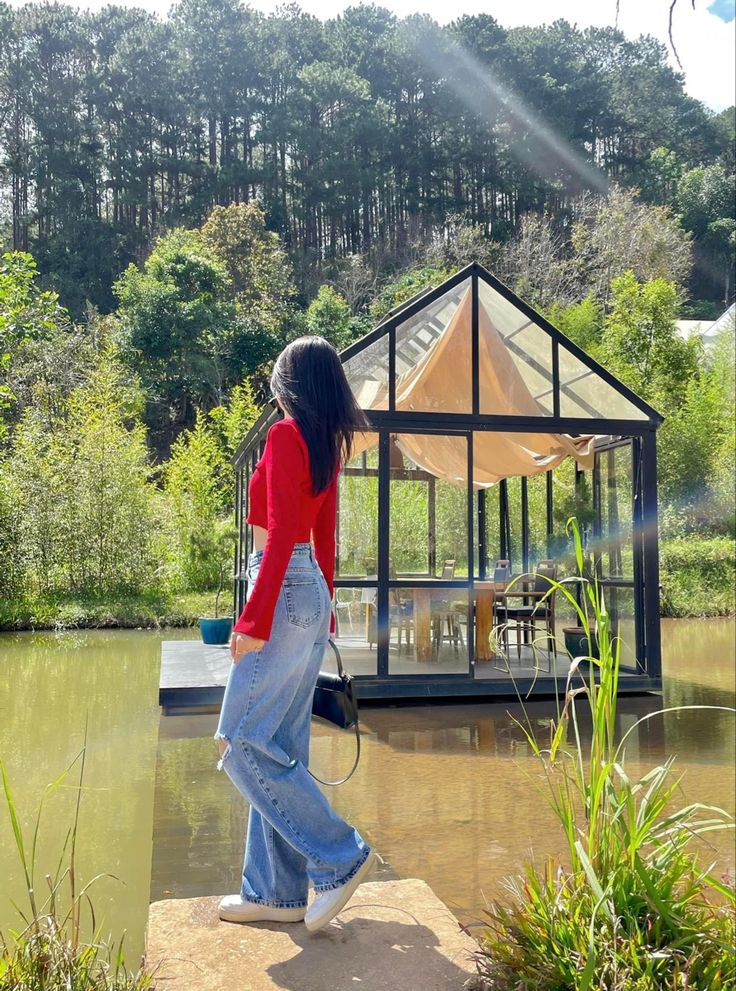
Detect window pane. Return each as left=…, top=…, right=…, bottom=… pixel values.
left=598, top=444, right=634, bottom=579
left=388, top=586, right=469, bottom=675
left=343, top=334, right=389, bottom=409
left=527, top=473, right=550, bottom=567
left=389, top=433, right=468, bottom=578
left=337, top=432, right=378, bottom=578
left=478, top=280, right=553, bottom=415
left=607, top=586, right=640, bottom=673
left=394, top=278, right=472, bottom=413
left=332, top=584, right=377, bottom=676
left=558, top=344, right=648, bottom=420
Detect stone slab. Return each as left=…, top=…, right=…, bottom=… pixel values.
left=146, top=878, right=480, bottom=990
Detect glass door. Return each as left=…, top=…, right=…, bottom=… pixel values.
left=384, top=430, right=473, bottom=678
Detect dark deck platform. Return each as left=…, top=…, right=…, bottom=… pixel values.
left=160, top=640, right=232, bottom=711
left=159, top=639, right=660, bottom=710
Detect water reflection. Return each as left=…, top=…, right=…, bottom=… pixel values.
left=150, top=618, right=735, bottom=930
left=0, top=628, right=194, bottom=963
left=1, top=618, right=733, bottom=962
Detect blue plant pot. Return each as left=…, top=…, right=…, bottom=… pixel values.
left=199, top=617, right=233, bottom=645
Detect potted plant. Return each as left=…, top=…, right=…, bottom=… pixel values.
left=199, top=521, right=237, bottom=645
left=562, top=625, right=600, bottom=661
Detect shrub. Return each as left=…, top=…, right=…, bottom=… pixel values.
left=161, top=413, right=231, bottom=592
left=659, top=537, right=735, bottom=617
left=7, top=345, right=160, bottom=598
left=0, top=731, right=156, bottom=989
left=475, top=520, right=736, bottom=991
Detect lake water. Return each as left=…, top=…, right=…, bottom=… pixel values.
left=1, top=618, right=734, bottom=966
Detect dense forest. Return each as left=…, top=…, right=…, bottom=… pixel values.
left=0, top=1, right=734, bottom=315
left=0, top=2, right=734, bottom=629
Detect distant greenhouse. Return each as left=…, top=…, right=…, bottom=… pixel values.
left=233, top=264, right=663, bottom=701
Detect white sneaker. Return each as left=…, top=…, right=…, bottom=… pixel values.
left=304, top=849, right=378, bottom=932
left=218, top=895, right=306, bottom=923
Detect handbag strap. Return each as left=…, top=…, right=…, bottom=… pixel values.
left=307, top=639, right=361, bottom=787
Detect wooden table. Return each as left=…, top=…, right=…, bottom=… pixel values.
left=410, top=583, right=510, bottom=664
left=359, top=580, right=545, bottom=664
left=472, top=581, right=499, bottom=663
left=478, top=585, right=549, bottom=662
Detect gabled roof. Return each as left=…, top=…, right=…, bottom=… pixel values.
left=233, top=262, right=662, bottom=469
left=340, top=262, right=662, bottom=425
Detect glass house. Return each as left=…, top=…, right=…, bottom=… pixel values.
left=232, top=264, right=663, bottom=700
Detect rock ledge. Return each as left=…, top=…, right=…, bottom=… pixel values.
left=146, top=878, right=479, bottom=990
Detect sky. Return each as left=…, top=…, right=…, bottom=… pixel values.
left=8, top=0, right=736, bottom=111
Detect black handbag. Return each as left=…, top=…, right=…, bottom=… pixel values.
left=309, top=639, right=361, bottom=786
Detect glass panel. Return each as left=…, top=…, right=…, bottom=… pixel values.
left=527, top=473, right=549, bottom=567
left=388, top=586, right=469, bottom=674
left=394, top=278, right=472, bottom=413
left=506, top=477, right=523, bottom=574
left=598, top=444, right=634, bottom=579
left=478, top=280, right=554, bottom=415
left=550, top=461, right=595, bottom=579
left=436, top=476, right=469, bottom=578
left=332, top=584, right=377, bottom=676
left=484, top=490, right=501, bottom=576
left=389, top=433, right=468, bottom=578
left=558, top=344, right=648, bottom=420
left=607, top=585, right=640, bottom=673
left=336, top=432, right=378, bottom=578
left=343, top=333, right=389, bottom=409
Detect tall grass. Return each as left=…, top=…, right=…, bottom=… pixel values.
left=0, top=720, right=155, bottom=990
left=476, top=519, right=735, bottom=991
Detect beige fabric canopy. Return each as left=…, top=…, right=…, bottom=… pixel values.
left=349, top=284, right=595, bottom=486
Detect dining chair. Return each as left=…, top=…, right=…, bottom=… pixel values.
left=431, top=560, right=465, bottom=651
left=502, top=560, right=558, bottom=666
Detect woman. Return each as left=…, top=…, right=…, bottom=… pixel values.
left=214, top=335, right=377, bottom=933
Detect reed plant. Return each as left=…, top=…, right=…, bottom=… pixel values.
left=0, top=721, right=156, bottom=990
left=475, top=519, right=735, bottom=991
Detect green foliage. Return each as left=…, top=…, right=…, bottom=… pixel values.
left=161, top=413, right=231, bottom=592
left=208, top=379, right=262, bottom=457
left=658, top=365, right=734, bottom=524
left=571, top=188, right=693, bottom=307
left=677, top=163, right=736, bottom=304
left=0, top=740, right=155, bottom=989
left=637, top=146, right=685, bottom=206
left=677, top=164, right=735, bottom=241
left=503, top=188, right=694, bottom=311
left=369, top=266, right=450, bottom=323
left=660, top=538, right=736, bottom=618
left=546, top=297, right=604, bottom=353
left=114, top=228, right=237, bottom=417
left=476, top=520, right=736, bottom=990
left=597, top=271, right=697, bottom=406
left=0, top=252, right=72, bottom=431
left=0, top=464, right=24, bottom=600
left=305, top=284, right=361, bottom=350
left=0, top=3, right=730, bottom=318
left=202, top=201, right=295, bottom=340
left=8, top=345, right=159, bottom=598
left=0, top=589, right=222, bottom=633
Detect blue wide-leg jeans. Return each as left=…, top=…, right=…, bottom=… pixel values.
left=214, top=542, right=370, bottom=909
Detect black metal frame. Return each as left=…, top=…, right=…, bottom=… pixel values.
left=232, top=263, right=663, bottom=700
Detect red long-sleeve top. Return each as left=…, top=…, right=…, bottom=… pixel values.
left=233, top=417, right=338, bottom=641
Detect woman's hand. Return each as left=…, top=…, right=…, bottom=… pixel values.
left=230, top=632, right=266, bottom=663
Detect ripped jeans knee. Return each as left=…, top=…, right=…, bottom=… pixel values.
left=214, top=732, right=232, bottom=771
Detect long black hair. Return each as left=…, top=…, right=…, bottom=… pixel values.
left=270, top=335, right=372, bottom=495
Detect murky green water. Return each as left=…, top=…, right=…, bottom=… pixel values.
left=1, top=618, right=734, bottom=964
